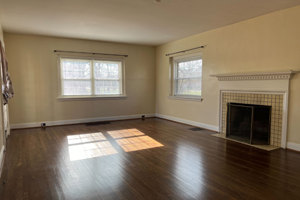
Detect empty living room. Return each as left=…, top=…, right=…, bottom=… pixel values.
left=1, top=0, right=300, bottom=199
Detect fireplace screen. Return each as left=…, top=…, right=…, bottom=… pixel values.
left=226, top=103, right=271, bottom=145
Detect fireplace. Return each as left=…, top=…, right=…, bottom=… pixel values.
left=210, top=71, right=298, bottom=149
left=226, top=103, right=271, bottom=145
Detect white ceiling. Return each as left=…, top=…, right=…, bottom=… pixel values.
left=1, top=0, right=300, bottom=46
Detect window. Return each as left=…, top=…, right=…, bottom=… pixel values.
left=58, top=56, right=125, bottom=99
left=170, top=52, right=202, bottom=101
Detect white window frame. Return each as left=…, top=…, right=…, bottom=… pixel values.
left=57, top=54, right=126, bottom=101
left=168, top=52, right=203, bottom=102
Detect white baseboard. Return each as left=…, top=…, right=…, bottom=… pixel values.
left=155, top=113, right=219, bottom=132
left=287, top=142, right=300, bottom=152
left=8, top=113, right=300, bottom=152
left=10, top=113, right=156, bottom=129
left=0, top=145, right=5, bottom=177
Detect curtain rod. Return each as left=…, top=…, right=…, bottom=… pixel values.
left=54, top=50, right=128, bottom=57
left=165, top=46, right=204, bottom=56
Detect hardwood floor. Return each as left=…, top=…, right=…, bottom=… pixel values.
left=0, top=118, right=300, bottom=200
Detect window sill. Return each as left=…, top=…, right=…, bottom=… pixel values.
left=58, top=95, right=127, bottom=101
left=168, top=96, right=203, bottom=102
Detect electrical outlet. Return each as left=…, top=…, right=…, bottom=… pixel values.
left=41, top=123, right=46, bottom=127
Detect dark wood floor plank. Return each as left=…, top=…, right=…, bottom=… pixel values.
left=0, top=118, right=300, bottom=200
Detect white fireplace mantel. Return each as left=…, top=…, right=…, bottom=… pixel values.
left=210, top=70, right=298, bottom=81
left=211, top=70, right=299, bottom=149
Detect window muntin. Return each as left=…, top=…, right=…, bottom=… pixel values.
left=60, top=58, right=123, bottom=96
left=174, top=57, right=202, bottom=97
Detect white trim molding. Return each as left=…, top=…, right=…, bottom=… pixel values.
left=218, top=90, right=288, bottom=148
left=10, top=113, right=155, bottom=129
left=57, top=95, right=127, bottom=101
left=155, top=113, right=219, bottom=132
left=57, top=54, right=126, bottom=99
left=211, top=70, right=298, bottom=81
left=287, top=142, right=300, bottom=152
left=0, top=145, right=5, bottom=177
left=212, top=70, right=299, bottom=149
left=168, top=96, right=203, bottom=102
left=169, top=52, right=203, bottom=101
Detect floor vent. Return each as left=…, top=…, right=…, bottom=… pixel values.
left=189, top=127, right=204, bottom=131
left=85, top=121, right=111, bottom=126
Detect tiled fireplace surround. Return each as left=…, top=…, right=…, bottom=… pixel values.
left=212, top=71, right=298, bottom=149
left=222, top=93, right=283, bottom=147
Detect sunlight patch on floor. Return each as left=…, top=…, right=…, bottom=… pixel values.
left=107, top=128, right=145, bottom=139
left=116, top=136, right=163, bottom=152
left=69, top=141, right=118, bottom=161
left=108, top=129, right=163, bottom=152
left=68, top=132, right=117, bottom=161
left=67, top=133, right=107, bottom=145
left=67, top=129, right=163, bottom=161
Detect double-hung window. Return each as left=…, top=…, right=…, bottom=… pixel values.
left=170, top=52, right=202, bottom=101
left=59, top=56, right=125, bottom=99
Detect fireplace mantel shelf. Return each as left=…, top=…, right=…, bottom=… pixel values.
left=211, top=70, right=299, bottom=81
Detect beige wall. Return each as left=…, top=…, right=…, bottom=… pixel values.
left=0, top=21, right=3, bottom=43
left=0, top=19, right=4, bottom=148
left=156, top=6, right=300, bottom=145
left=4, top=33, right=156, bottom=124
left=3, top=5, right=300, bottom=146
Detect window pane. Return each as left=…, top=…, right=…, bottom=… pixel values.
left=62, top=59, right=91, bottom=79
left=63, top=80, right=92, bottom=95
left=94, top=61, right=120, bottom=79
left=177, top=59, right=202, bottom=78
left=95, top=80, right=120, bottom=95
left=176, top=78, right=201, bottom=96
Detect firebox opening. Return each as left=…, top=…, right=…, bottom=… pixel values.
left=226, top=103, right=271, bottom=145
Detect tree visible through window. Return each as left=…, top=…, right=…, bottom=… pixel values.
left=94, top=61, right=120, bottom=95
left=60, top=58, right=123, bottom=96
left=175, top=58, right=202, bottom=96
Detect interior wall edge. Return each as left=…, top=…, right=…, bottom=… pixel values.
left=4, top=33, right=156, bottom=125
left=0, top=16, right=5, bottom=150
left=155, top=113, right=219, bottom=132
left=155, top=5, right=300, bottom=146
left=287, top=142, right=300, bottom=152
left=0, top=145, right=5, bottom=177
left=10, top=113, right=156, bottom=129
